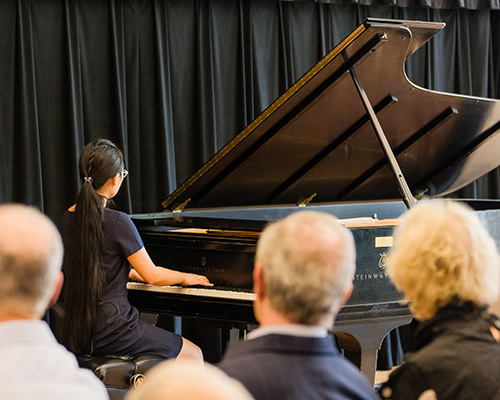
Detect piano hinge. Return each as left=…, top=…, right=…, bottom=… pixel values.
left=297, top=193, right=317, bottom=207
left=414, top=189, right=429, bottom=201
left=173, top=198, right=191, bottom=213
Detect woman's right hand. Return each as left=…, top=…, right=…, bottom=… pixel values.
left=128, top=247, right=214, bottom=287
left=181, top=273, right=213, bottom=287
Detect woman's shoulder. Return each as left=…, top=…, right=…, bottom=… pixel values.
left=103, top=208, right=143, bottom=246
left=58, top=208, right=76, bottom=236
left=104, top=207, right=129, bottom=221
left=59, top=207, right=73, bottom=224
left=103, top=208, right=136, bottom=229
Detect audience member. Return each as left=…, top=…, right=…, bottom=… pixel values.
left=217, top=211, right=378, bottom=400
left=0, top=204, right=108, bottom=400
left=379, top=199, right=500, bottom=400
left=125, top=360, right=254, bottom=400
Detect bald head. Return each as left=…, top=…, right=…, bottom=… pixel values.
left=125, top=361, right=254, bottom=400
left=0, top=204, right=63, bottom=319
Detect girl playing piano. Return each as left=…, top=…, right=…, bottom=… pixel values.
left=58, top=138, right=212, bottom=362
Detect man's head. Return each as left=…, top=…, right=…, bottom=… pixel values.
left=253, top=211, right=356, bottom=326
left=388, top=199, right=500, bottom=320
left=0, top=204, right=64, bottom=319
left=125, top=360, right=254, bottom=400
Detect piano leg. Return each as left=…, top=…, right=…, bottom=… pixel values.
left=333, top=315, right=412, bottom=387
left=227, top=327, right=244, bottom=343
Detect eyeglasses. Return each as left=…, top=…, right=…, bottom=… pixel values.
left=122, top=169, right=129, bottom=179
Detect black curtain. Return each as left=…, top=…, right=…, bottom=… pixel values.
left=283, top=0, right=500, bottom=9
left=0, top=0, right=499, bottom=222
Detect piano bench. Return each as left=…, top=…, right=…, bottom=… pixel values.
left=77, top=354, right=166, bottom=400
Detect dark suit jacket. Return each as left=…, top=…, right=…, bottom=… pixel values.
left=217, top=333, right=378, bottom=400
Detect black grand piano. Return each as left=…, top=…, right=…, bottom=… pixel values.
left=128, top=18, right=500, bottom=385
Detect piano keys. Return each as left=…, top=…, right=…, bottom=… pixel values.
left=127, top=283, right=257, bottom=302
left=128, top=17, right=500, bottom=386
left=127, top=283, right=257, bottom=326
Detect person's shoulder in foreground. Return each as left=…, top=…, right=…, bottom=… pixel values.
left=0, top=203, right=108, bottom=400
left=219, top=331, right=378, bottom=400
left=0, top=319, right=108, bottom=399
left=217, top=211, right=378, bottom=400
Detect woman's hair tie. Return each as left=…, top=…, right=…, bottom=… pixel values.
left=84, top=176, right=93, bottom=184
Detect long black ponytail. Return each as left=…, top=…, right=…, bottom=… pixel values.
left=60, top=139, right=124, bottom=354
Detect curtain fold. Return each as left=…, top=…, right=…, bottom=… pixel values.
left=13, top=0, right=43, bottom=208
left=0, top=0, right=499, bottom=222
left=153, top=0, right=178, bottom=201
left=63, top=0, right=85, bottom=186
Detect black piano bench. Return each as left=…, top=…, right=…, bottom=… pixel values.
left=77, top=354, right=166, bottom=400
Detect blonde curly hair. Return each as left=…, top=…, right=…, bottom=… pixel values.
left=388, top=199, right=500, bottom=320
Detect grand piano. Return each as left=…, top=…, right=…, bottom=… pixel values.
left=127, top=18, right=500, bottom=385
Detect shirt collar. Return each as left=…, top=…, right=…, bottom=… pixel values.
left=247, top=324, right=328, bottom=340
left=0, top=319, right=56, bottom=345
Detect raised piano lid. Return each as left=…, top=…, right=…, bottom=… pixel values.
left=161, top=18, right=500, bottom=213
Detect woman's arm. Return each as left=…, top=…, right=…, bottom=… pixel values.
left=127, top=247, right=213, bottom=287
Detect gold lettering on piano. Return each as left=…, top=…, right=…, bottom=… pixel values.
left=375, top=236, right=393, bottom=248
left=351, top=251, right=390, bottom=281
left=353, top=272, right=389, bottom=281
left=180, top=265, right=225, bottom=273
left=378, top=252, right=388, bottom=270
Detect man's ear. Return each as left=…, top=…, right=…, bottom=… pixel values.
left=339, top=282, right=353, bottom=309
left=48, top=271, right=64, bottom=308
left=253, top=261, right=265, bottom=299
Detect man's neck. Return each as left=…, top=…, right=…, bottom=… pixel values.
left=0, top=311, right=37, bottom=322
left=256, top=299, right=332, bottom=328
left=258, top=314, right=293, bottom=327
left=248, top=324, right=329, bottom=340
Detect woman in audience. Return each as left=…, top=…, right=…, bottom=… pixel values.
left=379, top=199, right=500, bottom=400
left=58, top=138, right=212, bottom=362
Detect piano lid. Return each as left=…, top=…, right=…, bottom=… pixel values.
left=162, top=18, right=500, bottom=212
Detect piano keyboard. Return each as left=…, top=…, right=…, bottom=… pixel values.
left=127, top=281, right=256, bottom=301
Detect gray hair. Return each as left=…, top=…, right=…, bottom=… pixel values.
left=256, top=211, right=356, bottom=325
left=0, top=204, right=63, bottom=317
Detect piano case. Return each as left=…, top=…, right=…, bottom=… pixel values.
left=128, top=18, right=500, bottom=385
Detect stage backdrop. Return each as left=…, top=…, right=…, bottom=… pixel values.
left=0, top=0, right=499, bottom=222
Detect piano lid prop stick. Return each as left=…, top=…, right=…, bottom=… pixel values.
left=343, top=47, right=416, bottom=209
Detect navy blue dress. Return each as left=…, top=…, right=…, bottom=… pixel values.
left=59, top=208, right=182, bottom=358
